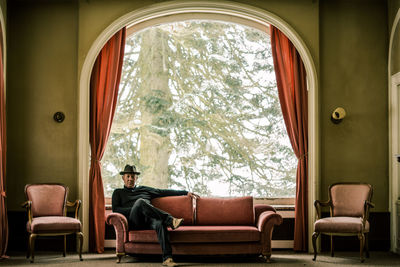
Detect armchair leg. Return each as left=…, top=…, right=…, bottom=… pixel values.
left=26, top=235, right=30, bottom=259
left=77, top=232, right=84, bottom=261
left=365, top=233, right=370, bottom=258
left=116, top=252, right=125, bottom=263
left=29, top=234, right=37, bottom=263
left=312, top=232, right=319, bottom=261
left=63, top=235, right=66, bottom=257
left=358, top=233, right=365, bottom=263
left=330, top=235, right=334, bottom=257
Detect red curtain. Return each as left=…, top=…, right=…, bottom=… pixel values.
left=270, top=25, right=308, bottom=251
left=0, top=25, right=7, bottom=259
left=89, top=27, right=126, bottom=253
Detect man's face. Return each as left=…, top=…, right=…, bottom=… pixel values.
left=122, top=173, right=137, bottom=188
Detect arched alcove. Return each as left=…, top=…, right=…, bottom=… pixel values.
left=388, top=7, right=400, bottom=253
left=78, top=1, right=319, bottom=252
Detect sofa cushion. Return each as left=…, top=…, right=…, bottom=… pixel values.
left=151, top=195, right=194, bottom=225
left=129, top=225, right=260, bottom=243
left=196, top=197, right=254, bottom=225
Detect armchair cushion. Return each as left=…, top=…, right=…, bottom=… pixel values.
left=314, top=216, right=369, bottom=233
left=27, top=216, right=82, bottom=234
left=26, top=184, right=67, bottom=217
left=331, top=184, right=371, bottom=217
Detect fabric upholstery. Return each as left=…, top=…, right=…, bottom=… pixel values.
left=89, top=27, right=126, bottom=253
left=26, top=184, right=66, bottom=217
left=27, top=216, right=81, bottom=234
left=106, top=212, right=128, bottom=253
left=196, top=197, right=254, bottom=225
left=270, top=25, right=308, bottom=252
left=331, top=184, right=371, bottom=217
left=314, top=217, right=369, bottom=233
left=129, top=225, right=260, bottom=243
left=151, top=196, right=194, bottom=225
left=124, top=242, right=262, bottom=256
left=106, top=196, right=283, bottom=260
left=0, top=26, right=7, bottom=258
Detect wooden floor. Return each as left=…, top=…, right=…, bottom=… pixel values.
left=1, top=250, right=400, bottom=266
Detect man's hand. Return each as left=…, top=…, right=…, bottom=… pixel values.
left=187, top=192, right=200, bottom=199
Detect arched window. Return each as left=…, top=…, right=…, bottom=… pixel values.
left=102, top=19, right=297, bottom=199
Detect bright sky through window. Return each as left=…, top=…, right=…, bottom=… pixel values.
left=102, top=20, right=297, bottom=198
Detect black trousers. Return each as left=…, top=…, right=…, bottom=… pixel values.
left=128, top=198, right=174, bottom=261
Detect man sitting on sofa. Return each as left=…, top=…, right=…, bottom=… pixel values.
left=112, top=164, right=199, bottom=267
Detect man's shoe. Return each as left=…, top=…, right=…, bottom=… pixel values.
left=171, top=218, right=184, bottom=230
left=162, top=257, right=178, bottom=266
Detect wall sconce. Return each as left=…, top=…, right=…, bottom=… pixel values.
left=53, top=111, right=65, bottom=123
left=331, top=107, right=346, bottom=124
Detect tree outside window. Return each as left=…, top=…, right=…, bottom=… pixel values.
left=102, top=20, right=297, bottom=198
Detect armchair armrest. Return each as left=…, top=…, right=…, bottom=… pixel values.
left=256, top=210, right=283, bottom=260
left=106, top=212, right=129, bottom=254
left=314, top=200, right=331, bottom=219
left=363, top=200, right=375, bottom=224
left=66, top=200, right=81, bottom=219
left=21, top=200, right=32, bottom=224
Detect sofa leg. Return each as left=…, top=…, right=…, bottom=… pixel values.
left=116, top=252, right=125, bottom=263
left=262, top=253, right=271, bottom=262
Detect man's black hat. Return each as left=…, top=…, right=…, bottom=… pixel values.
left=119, top=164, right=141, bottom=175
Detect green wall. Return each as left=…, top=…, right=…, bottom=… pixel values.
left=5, top=0, right=391, bottom=212
left=7, top=1, right=78, bottom=210
left=320, top=0, right=388, bottom=210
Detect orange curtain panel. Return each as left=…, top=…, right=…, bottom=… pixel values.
left=0, top=25, right=7, bottom=259
left=270, top=25, right=308, bottom=251
left=89, top=27, right=126, bottom=253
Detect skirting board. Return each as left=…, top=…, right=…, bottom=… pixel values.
left=104, top=240, right=294, bottom=249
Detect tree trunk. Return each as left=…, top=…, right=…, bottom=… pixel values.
left=137, top=28, right=171, bottom=188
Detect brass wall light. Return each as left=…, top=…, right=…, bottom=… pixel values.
left=331, top=107, right=346, bottom=124
left=53, top=111, right=65, bottom=123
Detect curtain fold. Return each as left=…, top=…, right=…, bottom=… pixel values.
left=89, top=27, right=126, bottom=253
left=270, top=25, right=308, bottom=251
left=0, top=25, right=7, bottom=259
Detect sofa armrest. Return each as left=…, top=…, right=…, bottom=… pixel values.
left=106, top=212, right=129, bottom=254
left=256, top=210, right=283, bottom=260
left=254, top=204, right=276, bottom=224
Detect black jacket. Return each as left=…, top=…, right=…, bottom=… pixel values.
left=112, top=185, right=188, bottom=218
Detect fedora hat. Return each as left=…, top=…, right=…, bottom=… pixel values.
left=119, top=164, right=141, bottom=175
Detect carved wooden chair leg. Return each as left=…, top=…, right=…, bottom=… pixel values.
left=26, top=235, right=31, bottom=259
left=312, top=232, right=319, bottom=261
left=116, top=252, right=125, bottom=263
left=63, top=235, right=66, bottom=257
left=77, top=232, right=84, bottom=261
left=29, top=234, right=37, bottom=263
left=358, top=233, right=365, bottom=263
left=365, top=233, right=370, bottom=258
left=330, top=235, right=334, bottom=257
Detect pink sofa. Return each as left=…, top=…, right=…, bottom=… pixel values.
left=106, top=196, right=282, bottom=263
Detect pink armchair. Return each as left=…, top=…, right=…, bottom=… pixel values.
left=312, top=183, right=374, bottom=262
left=22, top=183, right=84, bottom=263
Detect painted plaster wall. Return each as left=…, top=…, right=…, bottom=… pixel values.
left=5, top=0, right=390, bottom=212
left=320, top=0, right=388, bottom=210
left=389, top=0, right=400, bottom=75
left=6, top=1, right=78, bottom=210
